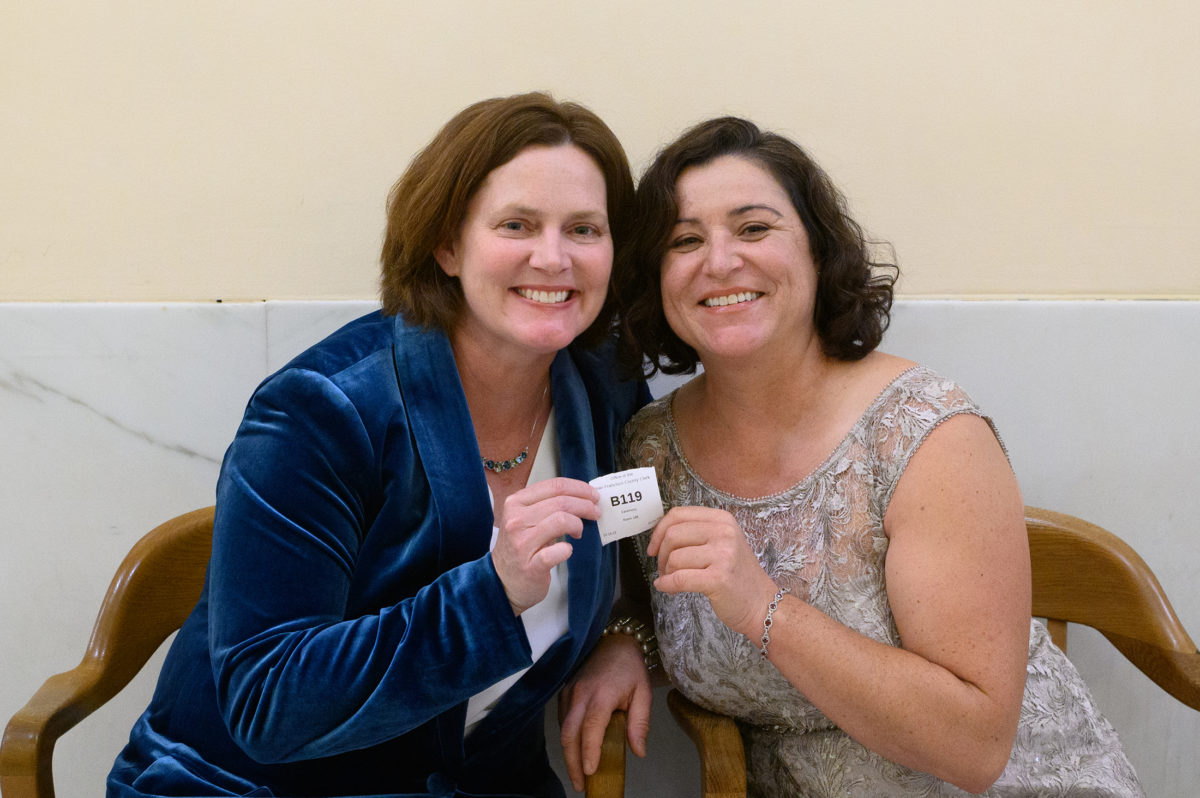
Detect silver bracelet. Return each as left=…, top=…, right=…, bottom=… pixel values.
left=759, top=588, right=790, bottom=659
left=603, top=616, right=661, bottom=671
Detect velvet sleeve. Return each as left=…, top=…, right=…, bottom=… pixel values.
left=207, top=367, right=532, bottom=764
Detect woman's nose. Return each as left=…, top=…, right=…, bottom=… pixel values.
left=704, top=234, right=740, bottom=277
left=529, top=231, right=567, bottom=273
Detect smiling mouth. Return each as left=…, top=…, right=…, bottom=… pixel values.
left=701, top=291, right=762, bottom=308
left=515, top=288, right=573, bottom=304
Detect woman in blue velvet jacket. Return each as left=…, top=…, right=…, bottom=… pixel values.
left=107, top=93, right=648, bottom=798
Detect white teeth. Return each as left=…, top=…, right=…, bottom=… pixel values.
left=702, top=291, right=761, bottom=307
left=517, top=288, right=571, bottom=304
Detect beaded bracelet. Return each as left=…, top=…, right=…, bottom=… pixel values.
left=603, top=616, right=661, bottom=671
left=759, top=587, right=790, bottom=659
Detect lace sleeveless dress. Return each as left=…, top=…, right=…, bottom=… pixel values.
left=624, top=366, right=1142, bottom=797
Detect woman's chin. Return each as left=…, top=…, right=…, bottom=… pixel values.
left=510, top=323, right=592, bottom=356
left=688, top=333, right=775, bottom=365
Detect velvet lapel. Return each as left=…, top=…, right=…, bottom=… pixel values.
left=391, top=317, right=495, bottom=571
left=392, top=317, right=499, bottom=769
left=548, top=348, right=604, bottom=635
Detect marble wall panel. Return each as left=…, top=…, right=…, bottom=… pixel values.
left=0, top=302, right=268, bottom=797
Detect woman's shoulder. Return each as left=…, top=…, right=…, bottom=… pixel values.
left=628, top=390, right=674, bottom=430
left=618, top=390, right=680, bottom=467
left=862, top=355, right=985, bottom=422
left=862, top=356, right=1007, bottom=505
left=277, top=309, right=397, bottom=379
left=245, top=310, right=408, bottom=439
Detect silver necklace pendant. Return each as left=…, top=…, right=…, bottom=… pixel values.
left=479, top=385, right=547, bottom=475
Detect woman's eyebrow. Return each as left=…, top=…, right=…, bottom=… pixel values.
left=494, top=204, right=607, bottom=220
left=673, top=204, right=784, bottom=226
left=489, top=203, right=539, bottom=218
left=731, top=203, right=783, bottom=217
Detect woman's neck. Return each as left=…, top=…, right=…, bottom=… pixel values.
left=451, top=329, right=557, bottom=513
left=450, top=329, right=554, bottom=448
left=686, top=339, right=835, bottom=433
left=672, top=345, right=865, bottom=497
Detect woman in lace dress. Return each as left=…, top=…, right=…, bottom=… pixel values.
left=559, top=117, right=1142, bottom=796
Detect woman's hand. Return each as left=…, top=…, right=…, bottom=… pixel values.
left=648, top=506, right=778, bottom=638
left=558, top=634, right=653, bottom=792
left=492, top=477, right=602, bottom=616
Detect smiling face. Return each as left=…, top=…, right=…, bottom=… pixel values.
left=436, top=144, right=613, bottom=362
left=660, top=154, right=820, bottom=367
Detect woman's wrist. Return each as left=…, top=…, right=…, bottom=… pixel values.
left=758, top=587, right=791, bottom=659
left=602, top=616, right=660, bottom=671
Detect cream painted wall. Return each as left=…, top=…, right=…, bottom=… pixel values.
left=3, top=1, right=1198, bottom=301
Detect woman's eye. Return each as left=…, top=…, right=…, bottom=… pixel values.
left=500, top=220, right=527, bottom=232
left=741, top=223, right=770, bottom=237
left=571, top=224, right=599, bottom=237
left=669, top=235, right=702, bottom=250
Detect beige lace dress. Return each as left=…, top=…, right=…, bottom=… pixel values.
left=624, top=366, right=1143, bottom=797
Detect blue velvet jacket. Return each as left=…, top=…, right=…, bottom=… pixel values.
left=108, top=311, right=649, bottom=798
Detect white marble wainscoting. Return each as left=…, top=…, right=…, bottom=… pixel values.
left=1, top=300, right=1197, bottom=797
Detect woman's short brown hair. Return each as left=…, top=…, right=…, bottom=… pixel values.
left=380, top=92, right=634, bottom=347
left=615, top=116, right=897, bottom=376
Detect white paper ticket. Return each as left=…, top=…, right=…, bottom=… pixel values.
left=589, top=466, right=664, bottom=545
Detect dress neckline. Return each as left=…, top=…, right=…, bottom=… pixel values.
left=664, top=365, right=922, bottom=504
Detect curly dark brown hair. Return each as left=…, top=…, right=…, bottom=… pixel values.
left=379, top=92, right=635, bottom=348
left=615, top=116, right=897, bottom=376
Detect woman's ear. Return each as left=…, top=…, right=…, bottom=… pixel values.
left=434, top=241, right=460, bottom=277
